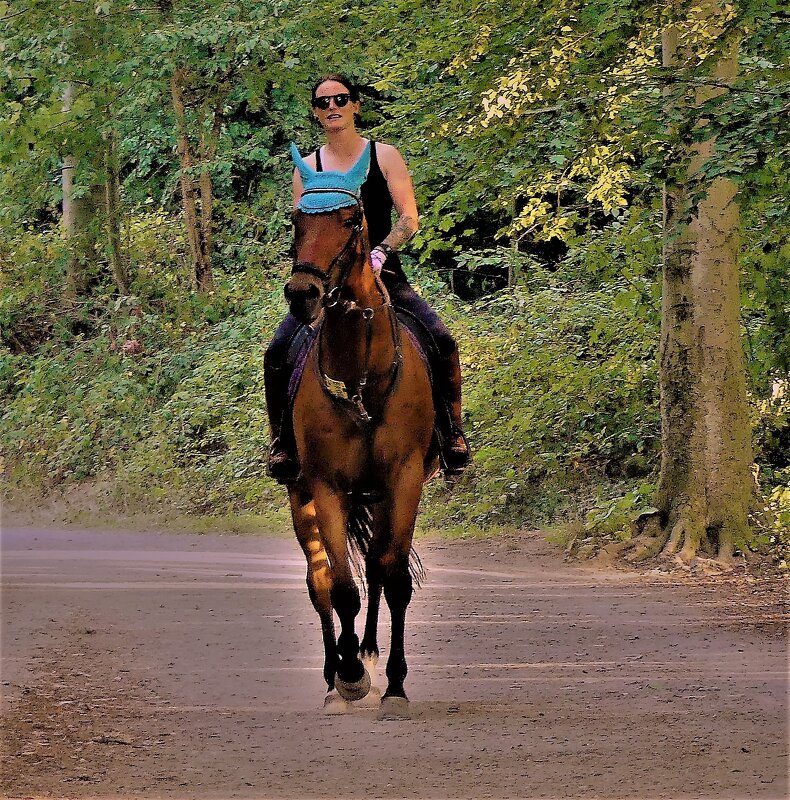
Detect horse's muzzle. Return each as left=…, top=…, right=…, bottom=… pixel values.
left=285, top=272, right=323, bottom=323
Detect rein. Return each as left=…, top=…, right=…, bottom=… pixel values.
left=293, top=189, right=402, bottom=424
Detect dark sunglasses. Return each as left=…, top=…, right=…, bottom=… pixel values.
left=311, top=93, right=352, bottom=110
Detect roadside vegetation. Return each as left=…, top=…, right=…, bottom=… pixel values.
left=1, top=0, right=787, bottom=562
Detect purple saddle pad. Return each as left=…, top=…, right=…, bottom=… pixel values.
left=287, top=326, right=318, bottom=404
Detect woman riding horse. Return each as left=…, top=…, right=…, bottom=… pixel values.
left=264, top=74, right=471, bottom=483
left=284, top=138, right=434, bottom=717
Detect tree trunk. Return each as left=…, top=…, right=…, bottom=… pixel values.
left=647, top=2, right=754, bottom=563
left=104, top=130, right=129, bottom=295
left=62, top=84, right=102, bottom=298
left=171, top=66, right=213, bottom=293
left=196, top=96, right=223, bottom=294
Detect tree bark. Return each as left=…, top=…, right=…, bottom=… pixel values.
left=686, top=35, right=753, bottom=559
left=648, top=2, right=754, bottom=563
left=103, top=130, right=129, bottom=295
left=62, top=84, right=102, bottom=298
left=196, top=96, right=223, bottom=293
left=171, top=66, right=213, bottom=293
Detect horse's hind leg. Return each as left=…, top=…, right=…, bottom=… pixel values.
left=311, top=481, right=369, bottom=702
left=360, top=570, right=382, bottom=671
left=288, top=486, right=341, bottom=709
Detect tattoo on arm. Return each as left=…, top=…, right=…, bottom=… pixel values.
left=380, top=214, right=418, bottom=253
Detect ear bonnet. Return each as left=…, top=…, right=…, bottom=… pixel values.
left=291, top=141, right=370, bottom=213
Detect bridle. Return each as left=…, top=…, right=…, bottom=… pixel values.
left=291, top=188, right=402, bottom=423
left=291, top=188, right=365, bottom=309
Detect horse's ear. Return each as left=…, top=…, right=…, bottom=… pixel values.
left=345, top=141, right=371, bottom=190
left=290, top=143, right=315, bottom=182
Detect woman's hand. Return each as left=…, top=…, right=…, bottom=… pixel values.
left=370, top=247, right=387, bottom=275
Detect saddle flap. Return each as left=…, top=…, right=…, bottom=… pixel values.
left=395, top=311, right=434, bottom=387
left=287, top=324, right=318, bottom=405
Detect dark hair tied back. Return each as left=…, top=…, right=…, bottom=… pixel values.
left=311, top=74, right=360, bottom=104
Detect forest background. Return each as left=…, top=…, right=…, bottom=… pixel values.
left=1, top=0, right=787, bottom=561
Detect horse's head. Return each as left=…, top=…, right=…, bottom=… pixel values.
left=286, top=142, right=371, bottom=323
left=286, top=204, right=366, bottom=323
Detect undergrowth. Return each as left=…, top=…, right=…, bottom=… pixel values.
left=1, top=223, right=786, bottom=551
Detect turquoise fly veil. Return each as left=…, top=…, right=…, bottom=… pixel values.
left=291, top=141, right=370, bottom=213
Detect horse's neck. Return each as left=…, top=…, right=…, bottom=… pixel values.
left=321, top=268, right=395, bottom=386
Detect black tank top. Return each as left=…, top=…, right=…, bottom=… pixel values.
left=315, top=141, right=406, bottom=282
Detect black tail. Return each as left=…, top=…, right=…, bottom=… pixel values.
left=346, top=502, right=373, bottom=588
left=347, top=502, right=425, bottom=589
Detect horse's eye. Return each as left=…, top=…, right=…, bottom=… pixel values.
left=343, top=217, right=356, bottom=228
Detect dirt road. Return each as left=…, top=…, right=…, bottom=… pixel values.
left=1, top=525, right=786, bottom=799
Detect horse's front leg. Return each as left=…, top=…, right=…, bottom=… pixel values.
left=376, top=457, right=424, bottom=720
left=311, top=480, right=370, bottom=702
left=287, top=486, right=342, bottom=711
left=357, top=513, right=388, bottom=706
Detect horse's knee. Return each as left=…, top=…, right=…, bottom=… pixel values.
left=376, top=538, right=413, bottom=571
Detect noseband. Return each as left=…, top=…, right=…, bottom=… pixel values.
left=291, top=189, right=364, bottom=308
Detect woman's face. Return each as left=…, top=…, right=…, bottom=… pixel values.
left=312, top=80, right=360, bottom=133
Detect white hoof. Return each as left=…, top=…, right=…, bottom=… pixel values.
left=361, top=652, right=379, bottom=675
left=323, top=691, right=350, bottom=715
left=377, top=695, right=411, bottom=721
left=352, top=685, right=382, bottom=709
left=335, top=666, right=371, bottom=702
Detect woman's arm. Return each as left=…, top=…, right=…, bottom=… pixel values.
left=376, top=143, right=419, bottom=251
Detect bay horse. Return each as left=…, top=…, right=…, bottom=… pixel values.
left=284, top=181, right=436, bottom=720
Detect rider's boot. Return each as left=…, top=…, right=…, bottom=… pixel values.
left=265, top=365, right=300, bottom=485
left=437, top=348, right=471, bottom=476
left=268, top=430, right=300, bottom=484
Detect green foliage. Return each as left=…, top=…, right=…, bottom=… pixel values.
left=415, top=250, right=660, bottom=528
left=0, top=0, right=787, bottom=546
left=584, top=484, right=658, bottom=539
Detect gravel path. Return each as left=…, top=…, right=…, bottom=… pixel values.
left=1, top=526, right=786, bottom=799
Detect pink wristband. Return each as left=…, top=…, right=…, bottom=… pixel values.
left=370, top=248, right=386, bottom=275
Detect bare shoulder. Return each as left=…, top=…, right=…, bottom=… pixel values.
left=294, top=150, right=319, bottom=171
left=375, top=142, right=409, bottom=175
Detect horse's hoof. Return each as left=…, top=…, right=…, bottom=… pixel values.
left=352, top=685, right=382, bottom=709
left=334, top=666, right=371, bottom=702
left=322, top=691, right=350, bottom=715
left=377, top=695, right=411, bottom=721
